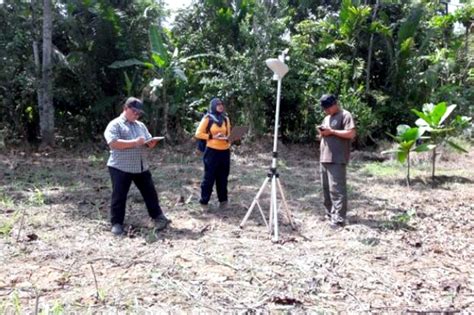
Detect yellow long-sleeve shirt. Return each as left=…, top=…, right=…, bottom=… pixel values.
left=195, top=116, right=231, bottom=151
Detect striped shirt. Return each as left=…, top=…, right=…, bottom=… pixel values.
left=104, top=113, right=152, bottom=173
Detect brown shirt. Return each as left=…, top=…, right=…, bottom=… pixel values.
left=319, top=109, right=355, bottom=164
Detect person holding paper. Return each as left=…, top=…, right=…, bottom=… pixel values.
left=104, top=97, right=170, bottom=236
left=195, top=97, right=231, bottom=210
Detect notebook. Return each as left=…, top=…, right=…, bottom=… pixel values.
left=227, top=126, right=249, bottom=142
left=145, top=136, right=165, bottom=144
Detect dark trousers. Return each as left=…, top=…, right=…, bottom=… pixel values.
left=200, top=148, right=230, bottom=205
left=108, top=167, right=162, bottom=225
left=320, top=163, right=347, bottom=223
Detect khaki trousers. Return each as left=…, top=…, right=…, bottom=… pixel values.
left=320, top=163, right=347, bottom=223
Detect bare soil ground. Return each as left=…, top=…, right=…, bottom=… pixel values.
left=0, top=141, right=473, bottom=313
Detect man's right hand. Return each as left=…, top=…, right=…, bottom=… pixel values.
left=136, top=137, right=145, bottom=146
left=320, top=128, right=333, bottom=137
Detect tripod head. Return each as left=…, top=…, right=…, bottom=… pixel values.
left=266, top=50, right=289, bottom=80
left=266, top=58, right=289, bottom=80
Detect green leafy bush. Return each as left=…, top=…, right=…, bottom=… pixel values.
left=382, top=124, right=434, bottom=186
left=339, top=88, right=378, bottom=147
left=412, top=102, right=472, bottom=181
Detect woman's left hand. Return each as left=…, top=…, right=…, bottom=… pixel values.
left=215, top=133, right=228, bottom=140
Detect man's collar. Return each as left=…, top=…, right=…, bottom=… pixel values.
left=329, top=106, right=341, bottom=116
left=119, top=112, right=127, bottom=122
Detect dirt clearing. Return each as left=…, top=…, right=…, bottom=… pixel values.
left=0, top=142, right=473, bottom=313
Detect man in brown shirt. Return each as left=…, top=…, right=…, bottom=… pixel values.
left=318, top=94, right=356, bottom=228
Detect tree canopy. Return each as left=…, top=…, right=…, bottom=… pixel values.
left=0, top=0, right=472, bottom=147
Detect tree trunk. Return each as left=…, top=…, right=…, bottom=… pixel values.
left=464, top=23, right=469, bottom=58
left=33, top=40, right=42, bottom=111
left=162, top=86, right=169, bottom=140
left=461, top=23, right=471, bottom=84
left=406, top=151, right=411, bottom=188
left=31, top=0, right=41, bottom=106
left=365, top=0, right=379, bottom=93
left=39, top=0, right=54, bottom=147
left=431, top=147, right=437, bottom=186
left=30, top=0, right=42, bottom=143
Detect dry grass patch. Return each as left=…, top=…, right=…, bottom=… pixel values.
left=0, top=143, right=473, bottom=313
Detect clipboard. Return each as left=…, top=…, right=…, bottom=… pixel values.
left=227, top=126, right=248, bottom=142
left=145, top=136, right=165, bottom=144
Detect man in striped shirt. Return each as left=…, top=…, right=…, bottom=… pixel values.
left=104, top=97, right=170, bottom=236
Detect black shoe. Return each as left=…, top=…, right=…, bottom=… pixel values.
left=329, top=221, right=345, bottom=230
left=154, top=214, right=171, bottom=231
left=218, top=201, right=228, bottom=210
left=111, top=223, right=124, bottom=236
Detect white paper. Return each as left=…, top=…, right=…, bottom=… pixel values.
left=145, top=136, right=165, bottom=144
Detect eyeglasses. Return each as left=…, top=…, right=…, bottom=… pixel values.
left=128, top=107, right=141, bottom=116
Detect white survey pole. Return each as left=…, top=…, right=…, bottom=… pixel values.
left=240, top=50, right=294, bottom=242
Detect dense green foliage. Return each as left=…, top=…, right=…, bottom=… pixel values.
left=0, top=0, right=472, bottom=147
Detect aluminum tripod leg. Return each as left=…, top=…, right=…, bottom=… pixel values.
left=241, top=174, right=295, bottom=242
left=276, top=178, right=295, bottom=229
left=271, top=175, right=279, bottom=241
left=240, top=177, right=269, bottom=229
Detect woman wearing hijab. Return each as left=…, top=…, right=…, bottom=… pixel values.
left=195, top=98, right=231, bottom=210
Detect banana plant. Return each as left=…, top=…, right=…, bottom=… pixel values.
left=412, top=102, right=471, bottom=182
left=386, top=5, right=423, bottom=95
left=382, top=124, right=434, bottom=187
left=109, top=24, right=187, bottom=138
